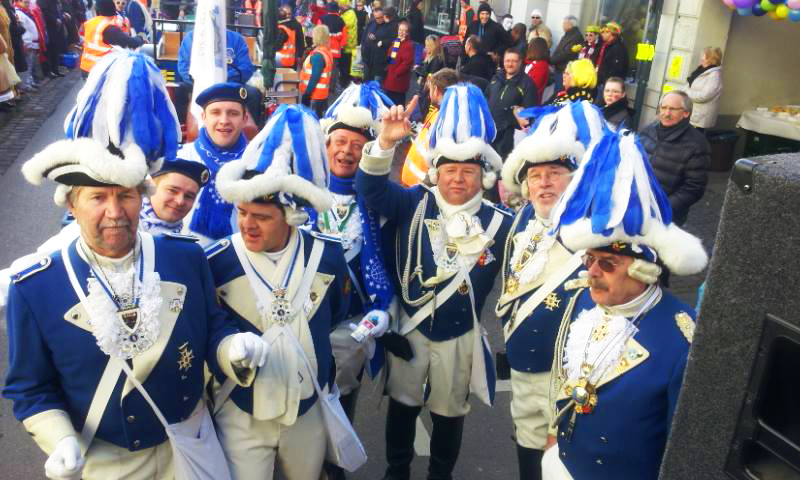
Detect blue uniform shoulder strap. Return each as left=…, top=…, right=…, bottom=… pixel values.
left=163, top=232, right=200, bottom=242
left=11, top=256, right=52, bottom=284
left=205, top=238, right=231, bottom=259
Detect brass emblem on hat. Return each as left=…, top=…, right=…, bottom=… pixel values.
left=239, top=87, right=247, bottom=100
left=177, top=342, right=194, bottom=372
left=458, top=280, right=469, bottom=295
left=200, top=169, right=210, bottom=184
left=611, top=241, right=626, bottom=252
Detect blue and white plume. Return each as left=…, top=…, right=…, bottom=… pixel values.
left=502, top=100, right=607, bottom=198
left=550, top=129, right=708, bottom=276
left=426, top=82, right=502, bottom=189
left=215, top=104, right=333, bottom=226
left=321, top=81, right=394, bottom=137
left=21, top=50, right=180, bottom=205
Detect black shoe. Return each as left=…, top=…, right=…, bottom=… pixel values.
left=384, top=398, right=422, bottom=480
left=516, top=444, right=544, bottom=480
left=427, top=413, right=465, bottom=480
left=54, top=71, right=65, bottom=77
left=46, top=72, right=58, bottom=79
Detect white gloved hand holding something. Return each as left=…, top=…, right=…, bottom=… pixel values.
left=44, top=435, right=84, bottom=480
left=229, top=332, right=269, bottom=370
left=362, top=309, right=389, bottom=338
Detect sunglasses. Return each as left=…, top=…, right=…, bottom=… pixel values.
left=531, top=16, right=541, bottom=19
left=582, top=253, right=622, bottom=273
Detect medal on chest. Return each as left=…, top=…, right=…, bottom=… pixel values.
left=269, top=288, right=294, bottom=326
left=505, top=233, right=543, bottom=295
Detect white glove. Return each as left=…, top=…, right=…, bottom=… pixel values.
left=362, top=309, right=390, bottom=338
left=229, top=332, right=269, bottom=370
left=44, top=435, right=84, bottom=480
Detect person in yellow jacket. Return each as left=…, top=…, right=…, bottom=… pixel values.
left=339, top=0, right=358, bottom=85
left=80, top=0, right=144, bottom=75
left=400, top=68, right=460, bottom=186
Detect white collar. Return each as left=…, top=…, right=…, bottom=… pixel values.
left=433, top=187, right=482, bottom=220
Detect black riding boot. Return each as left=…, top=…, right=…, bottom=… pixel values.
left=383, top=398, right=422, bottom=480
left=427, top=413, right=465, bottom=480
left=516, top=444, right=544, bottom=480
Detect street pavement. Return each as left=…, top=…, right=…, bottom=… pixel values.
left=0, top=75, right=728, bottom=479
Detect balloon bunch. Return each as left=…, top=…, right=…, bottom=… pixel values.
left=721, top=0, right=800, bottom=21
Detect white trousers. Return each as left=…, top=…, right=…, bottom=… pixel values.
left=541, top=444, right=573, bottom=480
left=386, top=329, right=473, bottom=417
left=215, top=399, right=327, bottom=480
left=510, top=369, right=552, bottom=449
left=82, top=438, right=173, bottom=479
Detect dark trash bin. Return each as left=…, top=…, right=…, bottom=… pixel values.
left=707, top=129, right=739, bottom=172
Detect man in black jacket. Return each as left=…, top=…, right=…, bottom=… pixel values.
left=596, top=22, right=629, bottom=92
left=460, top=35, right=496, bottom=88
left=639, top=91, right=710, bottom=226
left=486, top=49, right=538, bottom=160
left=361, top=6, right=396, bottom=82
left=465, top=3, right=509, bottom=61
left=550, top=15, right=582, bottom=93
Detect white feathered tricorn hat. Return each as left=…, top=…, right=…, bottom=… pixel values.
left=21, top=50, right=180, bottom=206
left=550, top=129, right=708, bottom=276
left=424, top=82, right=502, bottom=189
left=320, top=80, right=394, bottom=140
left=215, top=104, right=333, bottom=226
left=502, top=100, right=607, bottom=198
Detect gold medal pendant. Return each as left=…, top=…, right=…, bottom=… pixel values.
left=572, top=377, right=598, bottom=414
left=505, top=275, right=519, bottom=294
left=118, top=307, right=141, bottom=332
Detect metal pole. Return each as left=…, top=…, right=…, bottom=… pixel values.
left=632, top=0, right=663, bottom=128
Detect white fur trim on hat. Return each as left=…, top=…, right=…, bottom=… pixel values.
left=325, top=105, right=376, bottom=135
left=428, top=137, right=503, bottom=189
left=501, top=102, right=604, bottom=195
left=559, top=218, right=708, bottom=276
left=22, top=138, right=148, bottom=189
left=215, top=160, right=334, bottom=213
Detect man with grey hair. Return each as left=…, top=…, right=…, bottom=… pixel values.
left=550, top=15, right=582, bottom=93
left=639, top=90, right=710, bottom=226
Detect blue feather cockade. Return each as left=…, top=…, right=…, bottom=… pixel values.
left=324, top=80, right=394, bottom=121
left=65, top=51, right=179, bottom=166
left=555, top=129, right=675, bottom=239
left=255, top=104, right=321, bottom=186
left=429, top=82, right=495, bottom=151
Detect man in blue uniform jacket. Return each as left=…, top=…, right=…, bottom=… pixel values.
left=3, top=51, right=268, bottom=480
left=542, top=129, right=709, bottom=479
left=356, top=83, right=512, bottom=480
left=496, top=100, right=605, bottom=480
left=314, top=81, right=396, bottom=480
left=206, top=104, right=352, bottom=479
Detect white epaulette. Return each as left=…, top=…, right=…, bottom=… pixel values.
left=205, top=238, right=231, bottom=259
left=11, top=257, right=52, bottom=284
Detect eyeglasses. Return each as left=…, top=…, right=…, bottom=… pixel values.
left=526, top=167, right=570, bottom=185
left=531, top=16, right=541, bottom=19
left=582, top=253, right=622, bottom=273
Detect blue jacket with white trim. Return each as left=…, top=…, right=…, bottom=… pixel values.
left=3, top=235, right=236, bottom=451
